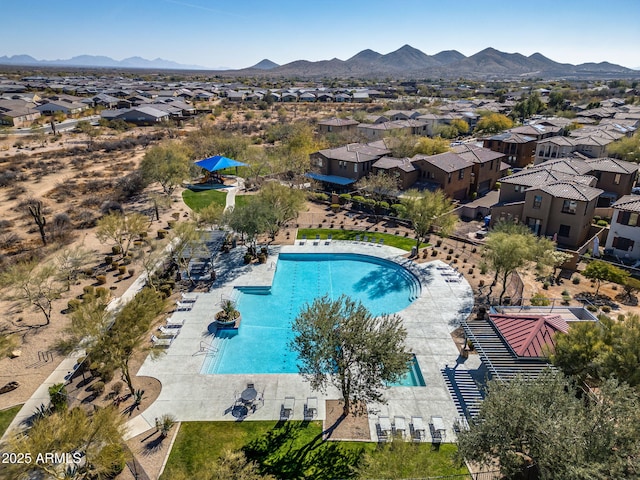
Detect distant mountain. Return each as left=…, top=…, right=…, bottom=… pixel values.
left=0, top=54, right=207, bottom=70
left=251, top=59, right=279, bottom=70
left=241, top=46, right=637, bottom=79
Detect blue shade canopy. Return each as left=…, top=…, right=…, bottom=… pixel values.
left=195, top=155, right=247, bottom=171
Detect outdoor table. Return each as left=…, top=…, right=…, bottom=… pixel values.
left=241, top=387, right=257, bottom=403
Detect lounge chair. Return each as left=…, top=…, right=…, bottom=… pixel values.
left=393, top=416, right=407, bottom=438
left=325, top=234, right=332, bottom=245
left=354, top=234, right=361, bottom=243
left=180, top=293, right=198, bottom=303
left=151, top=335, right=173, bottom=347
left=299, top=234, right=307, bottom=245
left=158, top=326, right=180, bottom=337
left=430, top=416, right=446, bottom=443
left=166, top=316, right=184, bottom=327
left=313, top=234, right=320, bottom=245
left=378, top=238, right=384, bottom=247
left=377, top=416, right=392, bottom=442
left=411, top=416, right=425, bottom=442
left=175, top=301, right=193, bottom=311
left=363, top=235, right=369, bottom=243
left=281, top=396, right=295, bottom=420
left=305, top=397, right=318, bottom=420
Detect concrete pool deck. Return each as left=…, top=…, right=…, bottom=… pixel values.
left=134, top=241, right=476, bottom=442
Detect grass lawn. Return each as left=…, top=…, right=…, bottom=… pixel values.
left=182, top=189, right=249, bottom=212
left=161, top=421, right=467, bottom=479
left=0, top=405, right=22, bottom=437
left=297, top=228, right=427, bottom=251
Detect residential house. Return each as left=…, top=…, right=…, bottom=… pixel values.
left=308, top=142, right=391, bottom=188
left=371, top=156, right=418, bottom=190
left=509, top=123, right=562, bottom=141
left=317, top=117, right=359, bottom=135
left=0, top=99, right=41, bottom=127
left=412, top=152, right=473, bottom=200
left=584, top=157, right=639, bottom=206
left=452, top=144, right=505, bottom=195
left=384, top=110, right=422, bottom=121
left=483, top=132, right=537, bottom=169
left=605, top=195, right=640, bottom=261
left=101, top=106, right=169, bottom=125
left=35, top=98, right=87, bottom=115
left=534, top=136, right=580, bottom=164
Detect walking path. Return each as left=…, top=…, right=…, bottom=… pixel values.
left=0, top=241, right=178, bottom=442
left=223, top=176, right=245, bottom=212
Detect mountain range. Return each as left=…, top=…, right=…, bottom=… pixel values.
left=1, top=46, right=637, bottom=79
left=240, top=45, right=637, bottom=79
left=0, top=54, right=211, bottom=70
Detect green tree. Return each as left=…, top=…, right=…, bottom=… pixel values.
left=95, top=211, right=149, bottom=258
left=356, top=171, right=399, bottom=202
left=606, top=132, right=640, bottom=163
left=54, top=246, right=93, bottom=291
left=450, top=118, right=470, bottom=135
left=225, top=201, right=268, bottom=253
left=474, top=113, right=514, bottom=134
left=457, top=370, right=640, bottom=480
left=0, top=260, right=63, bottom=328
left=483, top=222, right=553, bottom=303
left=512, top=92, right=545, bottom=122
left=89, top=287, right=165, bottom=396
left=290, top=295, right=412, bottom=417
left=582, top=260, right=629, bottom=296
left=552, top=313, right=640, bottom=387
left=255, top=182, right=305, bottom=243
left=196, top=202, right=225, bottom=230
left=140, top=142, right=191, bottom=195
left=413, top=136, right=450, bottom=155
left=169, top=221, right=209, bottom=285
left=3, top=406, right=127, bottom=480
left=401, top=189, right=457, bottom=250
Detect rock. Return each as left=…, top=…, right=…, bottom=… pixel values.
left=9, top=349, right=21, bottom=358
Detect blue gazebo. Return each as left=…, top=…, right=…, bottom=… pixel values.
left=195, top=155, right=247, bottom=172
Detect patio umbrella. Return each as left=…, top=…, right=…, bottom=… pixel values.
left=195, top=155, right=247, bottom=172
left=593, top=236, right=600, bottom=257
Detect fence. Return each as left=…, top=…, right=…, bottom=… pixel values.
left=368, top=472, right=501, bottom=480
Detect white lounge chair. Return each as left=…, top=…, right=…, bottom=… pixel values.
left=151, top=335, right=172, bottom=347
left=378, top=238, right=384, bottom=247
left=325, top=234, right=332, bottom=245
left=299, top=234, right=307, bottom=245
left=305, top=397, right=318, bottom=420
left=354, top=234, right=361, bottom=243
left=377, top=416, right=392, bottom=442
left=166, top=316, right=184, bottom=327
left=281, top=396, right=295, bottom=420
left=158, top=326, right=180, bottom=337
left=313, top=234, right=320, bottom=245
left=175, top=301, right=193, bottom=311
left=411, top=416, right=425, bottom=442
left=180, top=293, right=198, bottom=303
left=393, top=416, right=407, bottom=438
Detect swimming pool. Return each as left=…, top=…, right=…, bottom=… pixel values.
left=201, top=253, right=421, bottom=378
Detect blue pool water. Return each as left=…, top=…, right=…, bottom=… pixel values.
left=393, top=355, right=427, bottom=387
left=201, top=253, right=421, bottom=379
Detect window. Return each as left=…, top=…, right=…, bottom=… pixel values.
left=562, top=199, right=577, bottom=214
left=515, top=185, right=526, bottom=193
left=459, top=169, right=464, bottom=180
left=558, top=224, right=571, bottom=237
left=533, top=195, right=543, bottom=209
left=448, top=173, right=452, bottom=184
left=613, top=236, right=635, bottom=251
left=316, top=158, right=323, bottom=167
left=614, top=173, right=621, bottom=185
left=617, top=210, right=640, bottom=226
left=354, top=163, right=357, bottom=173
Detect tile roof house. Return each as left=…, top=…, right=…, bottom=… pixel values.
left=483, top=131, right=537, bottom=169
left=371, top=156, right=418, bottom=190
left=317, top=117, right=359, bottom=135
left=0, top=99, right=41, bottom=127
left=452, top=144, right=505, bottom=195
left=308, top=142, right=391, bottom=187
left=412, top=152, right=473, bottom=200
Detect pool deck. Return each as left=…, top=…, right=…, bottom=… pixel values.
left=134, top=241, right=476, bottom=442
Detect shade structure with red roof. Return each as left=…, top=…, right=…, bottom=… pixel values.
left=488, top=314, right=569, bottom=358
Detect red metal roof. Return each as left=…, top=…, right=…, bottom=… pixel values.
left=488, top=314, right=569, bottom=358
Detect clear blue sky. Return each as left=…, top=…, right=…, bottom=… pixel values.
left=4, top=0, right=640, bottom=69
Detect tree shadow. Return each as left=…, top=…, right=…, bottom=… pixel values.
left=243, top=417, right=364, bottom=479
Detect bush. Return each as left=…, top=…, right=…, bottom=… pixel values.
left=128, top=268, right=135, bottom=277
left=88, top=381, right=105, bottom=394
left=157, top=229, right=168, bottom=239
left=543, top=281, right=550, bottom=290
left=118, top=266, right=127, bottom=275
left=83, top=285, right=95, bottom=296
left=48, top=383, right=67, bottom=411
left=96, top=275, right=107, bottom=285
left=111, top=245, right=122, bottom=255
left=530, top=293, right=551, bottom=306
left=572, top=276, right=581, bottom=284
left=67, top=298, right=82, bottom=312
left=587, top=305, right=598, bottom=312
left=339, top=193, right=352, bottom=204
left=391, top=204, right=407, bottom=217
left=111, top=381, right=123, bottom=395
left=95, top=287, right=109, bottom=299
left=596, top=219, right=608, bottom=227
left=601, top=305, right=611, bottom=313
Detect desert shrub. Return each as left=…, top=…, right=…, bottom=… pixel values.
left=50, top=212, right=73, bottom=240
left=0, top=232, right=22, bottom=249
left=67, top=299, right=82, bottom=311
left=111, top=381, right=123, bottom=395
left=100, top=200, right=123, bottom=215
left=115, top=171, right=147, bottom=200
left=572, top=276, right=581, bottom=284
left=601, top=305, right=611, bottom=313
left=88, top=381, right=105, bottom=394
left=530, top=292, right=551, bottom=306
left=74, top=210, right=97, bottom=229
left=596, top=219, right=608, bottom=227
